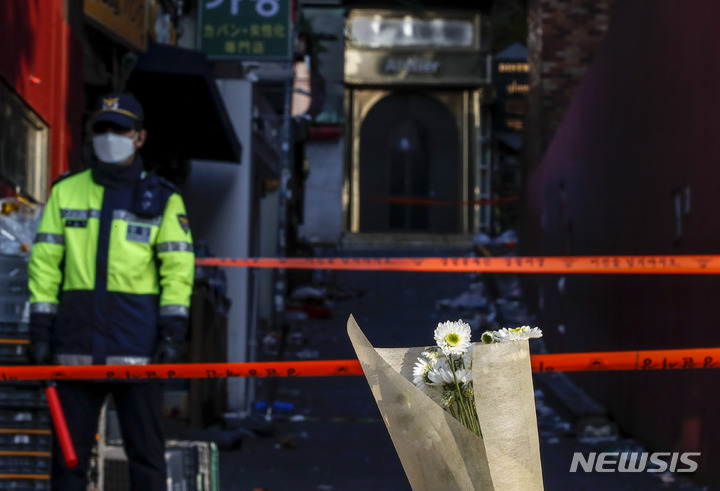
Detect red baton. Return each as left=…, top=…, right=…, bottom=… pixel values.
left=45, top=383, right=78, bottom=468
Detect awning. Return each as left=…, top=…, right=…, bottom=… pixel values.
left=127, top=42, right=242, bottom=164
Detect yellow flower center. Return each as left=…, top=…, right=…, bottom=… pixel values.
left=445, top=333, right=460, bottom=346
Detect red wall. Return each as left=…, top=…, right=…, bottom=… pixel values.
left=526, top=0, right=720, bottom=484
left=0, top=0, right=83, bottom=188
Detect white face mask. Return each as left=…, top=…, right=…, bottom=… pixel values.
left=92, top=133, right=136, bottom=164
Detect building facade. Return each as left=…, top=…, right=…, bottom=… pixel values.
left=525, top=1, right=720, bottom=485
left=343, top=9, right=493, bottom=245
left=0, top=0, right=84, bottom=200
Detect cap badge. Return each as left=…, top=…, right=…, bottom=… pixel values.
left=102, top=97, right=120, bottom=111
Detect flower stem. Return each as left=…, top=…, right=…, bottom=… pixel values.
left=445, top=353, right=482, bottom=438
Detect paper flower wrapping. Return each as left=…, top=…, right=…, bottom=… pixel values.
left=348, top=315, right=544, bottom=491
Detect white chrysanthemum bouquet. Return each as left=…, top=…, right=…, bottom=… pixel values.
left=413, top=321, right=480, bottom=436
left=413, top=320, right=542, bottom=438
left=348, top=315, right=546, bottom=490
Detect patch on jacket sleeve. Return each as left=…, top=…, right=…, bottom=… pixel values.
left=177, top=214, right=189, bottom=234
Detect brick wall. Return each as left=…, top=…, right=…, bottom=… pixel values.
left=525, top=0, right=619, bottom=171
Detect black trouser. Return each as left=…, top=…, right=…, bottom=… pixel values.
left=51, top=381, right=166, bottom=491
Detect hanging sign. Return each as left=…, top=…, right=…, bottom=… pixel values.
left=198, top=0, right=292, bottom=60
left=493, top=55, right=529, bottom=132
left=84, top=0, right=149, bottom=52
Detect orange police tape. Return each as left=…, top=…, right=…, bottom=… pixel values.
left=4, top=347, right=720, bottom=381
left=195, top=255, right=720, bottom=274
left=364, top=196, right=520, bottom=206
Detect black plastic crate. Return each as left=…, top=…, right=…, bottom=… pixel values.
left=167, top=440, right=219, bottom=491
left=0, top=276, right=29, bottom=297
left=102, top=446, right=195, bottom=491
left=166, top=447, right=195, bottom=491
left=102, top=449, right=131, bottom=491
left=0, top=387, right=46, bottom=409
left=0, top=298, right=28, bottom=325
left=0, top=409, right=50, bottom=429
left=0, top=323, right=28, bottom=338
left=0, top=479, right=50, bottom=490
left=0, top=255, right=29, bottom=298
left=0, top=431, right=51, bottom=451
left=0, top=455, right=50, bottom=474
left=102, top=441, right=218, bottom=491
left=0, top=343, right=28, bottom=365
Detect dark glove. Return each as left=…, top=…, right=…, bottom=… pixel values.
left=29, top=312, right=56, bottom=343
left=28, top=341, right=53, bottom=365
left=157, top=315, right=188, bottom=343
left=28, top=312, right=55, bottom=365
left=153, top=315, right=188, bottom=363
left=152, top=337, right=183, bottom=364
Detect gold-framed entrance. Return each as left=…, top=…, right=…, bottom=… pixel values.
left=342, top=9, right=492, bottom=239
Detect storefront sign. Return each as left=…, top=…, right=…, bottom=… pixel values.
left=346, top=49, right=487, bottom=86
left=84, top=0, right=149, bottom=52
left=493, top=55, right=528, bottom=132
left=344, top=11, right=489, bottom=86
left=199, top=0, right=292, bottom=60
left=382, top=58, right=440, bottom=75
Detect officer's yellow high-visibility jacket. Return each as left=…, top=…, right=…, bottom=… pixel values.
left=28, top=157, right=194, bottom=365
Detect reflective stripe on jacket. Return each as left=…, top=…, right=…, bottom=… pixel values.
left=28, top=163, right=194, bottom=365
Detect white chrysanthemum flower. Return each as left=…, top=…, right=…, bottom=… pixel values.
left=427, top=367, right=472, bottom=387
left=412, top=357, right=434, bottom=391
left=434, top=320, right=472, bottom=356
left=453, top=368, right=472, bottom=385
left=427, top=366, right=455, bottom=386
left=412, top=358, right=444, bottom=400
left=481, top=331, right=495, bottom=344
left=434, top=356, right=450, bottom=370
left=421, top=346, right=441, bottom=362
left=492, top=326, right=543, bottom=342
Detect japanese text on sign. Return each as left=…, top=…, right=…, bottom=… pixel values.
left=206, top=0, right=280, bottom=17
left=199, top=0, right=291, bottom=60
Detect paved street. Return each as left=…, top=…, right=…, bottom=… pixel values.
left=217, top=250, right=711, bottom=491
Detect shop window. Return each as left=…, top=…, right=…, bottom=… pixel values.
left=0, top=82, right=49, bottom=202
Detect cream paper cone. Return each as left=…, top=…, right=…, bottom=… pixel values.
left=347, top=315, right=543, bottom=491
left=471, top=332, right=544, bottom=490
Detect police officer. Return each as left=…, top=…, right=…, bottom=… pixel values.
left=27, top=93, right=194, bottom=490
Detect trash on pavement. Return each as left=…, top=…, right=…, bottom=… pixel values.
left=435, top=282, right=488, bottom=310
